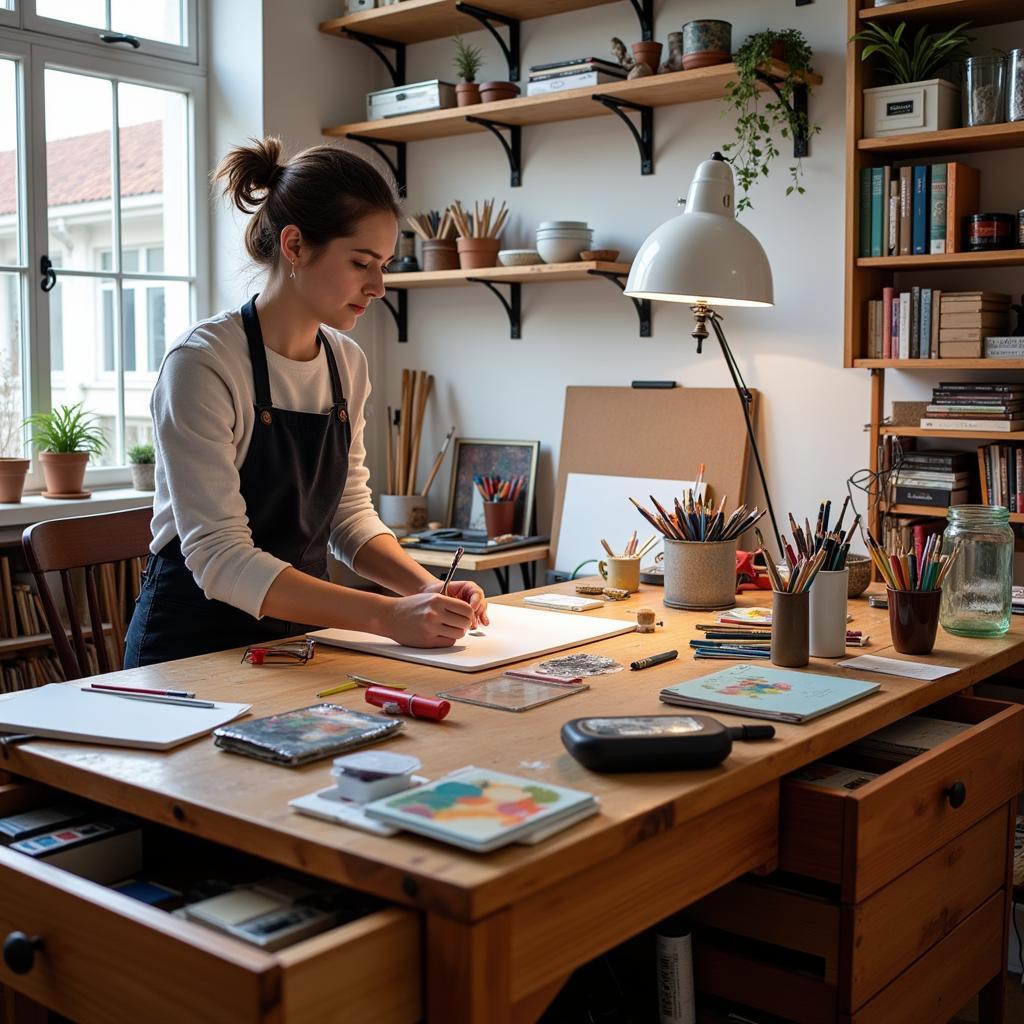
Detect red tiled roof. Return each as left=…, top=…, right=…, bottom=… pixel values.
left=0, top=120, right=162, bottom=217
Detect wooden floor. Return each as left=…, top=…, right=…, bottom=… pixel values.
left=951, top=973, right=1024, bottom=1022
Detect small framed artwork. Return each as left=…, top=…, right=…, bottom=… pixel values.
left=446, top=438, right=540, bottom=535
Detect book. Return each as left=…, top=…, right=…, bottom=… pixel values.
left=985, top=337, right=1024, bottom=358
left=941, top=312, right=1009, bottom=329
left=911, top=165, right=928, bottom=255
left=882, top=286, right=894, bottom=358
left=894, top=485, right=970, bottom=506
left=789, top=763, right=879, bottom=791
left=213, top=704, right=402, bottom=766
left=859, top=168, right=872, bottom=258
left=920, top=288, right=933, bottom=359
left=946, top=162, right=980, bottom=252
left=921, top=418, right=1024, bottom=431
left=898, top=291, right=910, bottom=358
left=929, top=163, right=947, bottom=253
left=887, top=179, right=899, bottom=256
left=937, top=380, right=1020, bottom=391
left=870, top=167, right=884, bottom=257
left=529, top=56, right=626, bottom=73
left=658, top=665, right=880, bottom=724
left=898, top=166, right=912, bottom=256
left=363, top=766, right=599, bottom=852
left=929, top=288, right=941, bottom=359
left=528, top=64, right=626, bottom=81
left=847, top=715, right=971, bottom=765
left=893, top=473, right=970, bottom=488
left=527, top=71, right=625, bottom=94
left=910, top=285, right=921, bottom=359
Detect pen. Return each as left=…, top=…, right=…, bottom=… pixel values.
left=89, top=683, right=197, bottom=699
left=81, top=689, right=215, bottom=709
left=440, top=546, right=465, bottom=596
left=630, top=649, right=679, bottom=671
left=346, top=673, right=407, bottom=690
left=316, top=681, right=358, bottom=698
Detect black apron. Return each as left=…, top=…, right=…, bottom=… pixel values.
left=124, top=296, right=352, bottom=667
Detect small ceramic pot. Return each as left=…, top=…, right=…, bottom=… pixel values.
left=456, top=236, right=501, bottom=270
left=682, top=19, right=732, bottom=70
left=631, top=41, right=663, bottom=74
left=39, top=451, right=90, bottom=498
left=455, top=82, right=481, bottom=107
left=479, top=81, right=520, bottom=104
left=421, top=239, right=459, bottom=272
left=130, top=462, right=156, bottom=491
left=483, top=500, right=516, bottom=538
left=663, top=538, right=737, bottom=610
left=0, top=458, right=29, bottom=504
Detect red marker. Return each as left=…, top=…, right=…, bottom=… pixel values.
left=364, top=685, right=450, bottom=722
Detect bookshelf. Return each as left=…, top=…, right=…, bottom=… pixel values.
left=844, top=0, right=1024, bottom=547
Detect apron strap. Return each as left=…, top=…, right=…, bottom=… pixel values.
left=318, top=329, right=350, bottom=424
left=241, top=296, right=274, bottom=418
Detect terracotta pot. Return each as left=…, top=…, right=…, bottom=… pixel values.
left=456, top=236, right=501, bottom=270
left=39, top=451, right=90, bottom=498
left=0, top=458, right=29, bottom=504
left=455, top=82, right=481, bottom=107
left=681, top=19, right=732, bottom=70
left=478, top=81, right=520, bottom=104
left=631, top=41, right=663, bottom=74
left=421, top=238, right=459, bottom=272
left=130, top=462, right=155, bottom=491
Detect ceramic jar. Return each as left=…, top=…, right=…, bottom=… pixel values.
left=681, top=20, right=732, bottom=71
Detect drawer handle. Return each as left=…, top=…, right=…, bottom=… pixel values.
left=3, top=932, right=43, bottom=974
left=945, top=780, right=967, bottom=809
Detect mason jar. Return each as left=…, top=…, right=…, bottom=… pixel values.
left=939, top=505, right=1014, bottom=637
left=964, top=55, right=1007, bottom=126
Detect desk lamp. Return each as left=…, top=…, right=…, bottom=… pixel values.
left=624, top=151, right=784, bottom=557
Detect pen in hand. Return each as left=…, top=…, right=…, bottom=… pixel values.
left=440, top=546, right=465, bottom=596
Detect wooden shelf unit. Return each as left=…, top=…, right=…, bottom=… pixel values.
left=884, top=501, right=1024, bottom=522
left=880, top=426, right=1024, bottom=441
left=858, top=121, right=1024, bottom=156
left=856, top=250, right=1024, bottom=270
left=855, top=358, right=1024, bottom=369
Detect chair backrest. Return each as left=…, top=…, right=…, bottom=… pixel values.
left=22, top=507, right=154, bottom=681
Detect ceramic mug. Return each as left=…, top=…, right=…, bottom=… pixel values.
left=598, top=556, right=641, bottom=593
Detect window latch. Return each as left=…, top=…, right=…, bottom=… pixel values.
left=98, top=32, right=141, bottom=48
left=39, top=256, right=56, bottom=293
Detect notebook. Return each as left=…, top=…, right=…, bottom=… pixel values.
left=659, top=665, right=881, bottom=724
left=363, top=766, right=598, bottom=852
left=213, top=704, right=402, bottom=766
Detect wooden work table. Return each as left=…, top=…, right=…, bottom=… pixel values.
left=0, top=580, right=1022, bottom=1023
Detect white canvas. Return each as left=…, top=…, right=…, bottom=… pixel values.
left=554, top=473, right=705, bottom=574
left=310, top=603, right=636, bottom=673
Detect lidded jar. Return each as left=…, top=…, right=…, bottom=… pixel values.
left=938, top=505, right=1013, bottom=637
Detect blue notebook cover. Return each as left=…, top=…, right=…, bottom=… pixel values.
left=912, top=165, right=929, bottom=255
left=659, top=666, right=880, bottom=724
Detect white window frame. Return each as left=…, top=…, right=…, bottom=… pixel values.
left=1, top=24, right=207, bottom=491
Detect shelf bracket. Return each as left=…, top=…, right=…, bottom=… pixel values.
left=592, top=95, right=654, bottom=175
left=464, top=116, right=522, bottom=186
left=587, top=269, right=652, bottom=338
left=345, top=134, right=407, bottom=194
left=754, top=70, right=810, bottom=158
left=627, top=0, right=654, bottom=41
left=455, top=2, right=521, bottom=81
left=381, top=288, right=408, bottom=343
left=340, top=30, right=406, bottom=87
left=466, top=278, right=521, bottom=339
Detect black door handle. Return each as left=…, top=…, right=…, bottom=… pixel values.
left=39, top=255, right=56, bottom=293
left=3, top=932, right=43, bottom=974
left=98, top=32, right=141, bottom=48
left=945, top=780, right=967, bottom=809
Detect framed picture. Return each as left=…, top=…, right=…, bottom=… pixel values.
left=446, top=438, right=540, bottom=535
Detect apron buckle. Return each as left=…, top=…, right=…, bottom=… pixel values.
left=259, top=408, right=272, bottom=426
left=337, top=407, right=348, bottom=423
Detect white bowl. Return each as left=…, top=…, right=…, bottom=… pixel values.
left=538, top=220, right=589, bottom=230
left=537, top=238, right=587, bottom=263
left=535, top=231, right=593, bottom=240
left=497, top=249, right=542, bottom=266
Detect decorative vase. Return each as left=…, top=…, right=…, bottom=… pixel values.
left=0, top=458, right=29, bottom=504
left=456, top=237, right=501, bottom=270
left=455, top=82, right=481, bottom=107
left=39, top=451, right=90, bottom=499
left=478, top=81, right=519, bottom=104
left=631, top=41, right=663, bottom=75
left=681, top=20, right=732, bottom=70
left=130, top=463, right=156, bottom=491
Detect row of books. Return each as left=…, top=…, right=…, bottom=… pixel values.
left=0, top=556, right=47, bottom=640
left=857, top=161, right=978, bottom=258
left=920, top=381, right=1024, bottom=432
left=978, top=443, right=1024, bottom=511
left=0, top=653, right=65, bottom=692
left=865, top=290, right=1013, bottom=360
left=890, top=449, right=973, bottom=508
left=881, top=517, right=942, bottom=560
left=526, top=56, right=626, bottom=96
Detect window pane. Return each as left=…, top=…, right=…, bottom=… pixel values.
left=122, top=288, right=135, bottom=372
left=0, top=59, right=20, bottom=267
left=119, top=83, right=189, bottom=275
left=146, top=287, right=165, bottom=371
left=0, top=272, right=24, bottom=459
left=36, top=0, right=105, bottom=29
left=45, top=70, right=112, bottom=272
left=112, top=0, right=184, bottom=47
left=50, top=282, right=63, bottom=372
left=122, top=248, right=138, bottom=273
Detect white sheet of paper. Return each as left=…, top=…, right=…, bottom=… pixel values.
left=836, top=655, right=957, bottom=681
left=555, top=473, right=706, bottom=574
left=310, top=603, right=636, bottom=673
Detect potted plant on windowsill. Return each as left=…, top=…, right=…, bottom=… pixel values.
left=25, top=402, right=107, bottom=500
left=128, top=443, right=156, bottom=491
left=452, top=35, right=484, bottom=107
left=0, top=356, right=28, bottom=504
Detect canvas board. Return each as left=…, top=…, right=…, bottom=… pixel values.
left=554, top=473, right=704, bottom=575
left=310, top=603, right=636, bottom=673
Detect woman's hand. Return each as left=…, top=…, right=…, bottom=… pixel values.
left=419, top=579, right=489, bottom=627
left=382, top=592, right=475, bottom=648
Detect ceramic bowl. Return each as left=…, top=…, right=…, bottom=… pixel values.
left=579, top=249, right=620, bottom=262
left=498, top=249, right=542, bottom=266
left=846, top=554, right=873, bottom=598
left=538, top=220, right=589, bottom=230
left=537, top=237, right=587, bottom=263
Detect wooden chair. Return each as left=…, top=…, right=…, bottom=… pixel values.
left=22, top=507, right=153, bottom=680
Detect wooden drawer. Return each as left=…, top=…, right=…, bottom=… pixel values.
left=780, top=695, right=1024, bottom=900
left=0, top=817, right=421, bottom=1023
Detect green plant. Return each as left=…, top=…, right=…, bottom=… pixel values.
left=128, top=443, right=155, bottom=465
left=451, top=35, right=483, bottom=82
left=24, top=402, right=107, bottom=455
left=850, top=21, right=973, bottom=85
left=722, top=28, right=821, bottom=212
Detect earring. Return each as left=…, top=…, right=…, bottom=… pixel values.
left=289, top=261, right=296, bottom=280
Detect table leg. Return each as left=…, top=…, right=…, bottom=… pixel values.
left=493, top=567, right=510, bottom=594
left=978, top=970, right=1005, bottom=1024
left=520, top=560, right=536, bottom=590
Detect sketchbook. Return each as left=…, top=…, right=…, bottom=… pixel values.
left=310, top=603, right=636, bottom=673
left=0, top=684, right=251, bottom=750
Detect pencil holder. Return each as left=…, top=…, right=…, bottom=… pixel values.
left=421, top=239, right=458, bottom=272
left=888, top=587, right=941, bottom=655
left=483, top=499, right=516, bottom=538
left=771, top=589, right=809, bottom=668
left=662, top=538, right=737, bottom=610
left=598, top=556, right=640, bottom=594
left=457, top=237, right=501, bottom=270
left=809, top=568, right=849, bottom=658
left=378, top=494, right=427, bottom=539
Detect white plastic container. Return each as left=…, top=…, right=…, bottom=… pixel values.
left=809, top=568, right=849, bottom=658
left=862, top=78, right=960, bottom=137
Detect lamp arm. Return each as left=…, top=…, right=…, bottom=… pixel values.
left=707, top=310, right=785, bottom=560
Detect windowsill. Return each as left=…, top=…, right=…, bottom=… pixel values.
left=0, top=487, right=153, bottom=532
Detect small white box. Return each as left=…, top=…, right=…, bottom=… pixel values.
left=862, top=78, right=960, bottom=137
left=367, top=80, right=456, bottom=121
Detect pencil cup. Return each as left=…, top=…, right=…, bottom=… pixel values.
left=887, top=587, right=941, bottom=655
left=483, top=499, right=516, bottom=538
left=809, top=569, right=849, bottom=658
left=598, top=556, right=640, bottom=593
left=662, top=538, right=737, bottom=611
left=457, top=237, right=501, bottom=270
left=771, top=589, right=809, bottom=668
left=421, top=239, right=458, bottom=272
left=378, top=494, right=427, bottom=538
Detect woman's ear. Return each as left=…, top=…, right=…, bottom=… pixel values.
left=279, top=224, right=303, bottom=266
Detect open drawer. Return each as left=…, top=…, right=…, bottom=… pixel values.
left=0, top=783, right=421, bottom=1024
left=779, top=694, right=1024, bottom=902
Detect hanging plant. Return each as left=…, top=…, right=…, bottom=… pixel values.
left=722, top=28, right=821, bottom=212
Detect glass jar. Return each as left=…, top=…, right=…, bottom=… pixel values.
left=964, top=56, right=1007, bottom=127
left=939, top=505, right=1014, bottom=637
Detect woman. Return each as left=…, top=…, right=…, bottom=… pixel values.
left=124, top=138, right=487, bottom=667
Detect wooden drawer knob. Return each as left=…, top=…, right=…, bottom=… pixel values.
left=3, top=932, right=43, bottom=975
left=945, top=780, right=967, bottom=809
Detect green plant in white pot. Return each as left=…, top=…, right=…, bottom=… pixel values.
left=0, top=356, right=28, bottom=503
left=128, top=443, right=156, bottom=491
left=24, top=402, right=107, bottom=499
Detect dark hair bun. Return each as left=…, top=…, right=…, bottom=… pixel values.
left=213, top=136, right=285, bottom=214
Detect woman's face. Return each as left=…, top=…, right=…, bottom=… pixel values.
left=296, top=209, right=398, bottom=332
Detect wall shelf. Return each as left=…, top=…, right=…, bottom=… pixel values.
left=880, top=426, right=1024, bottom=441
left=857, top=0, right=1018, bottom=29
left=855, top=358, right=1024, bottom=369
left=856, top=250, right=1024, bottom=270
left=883, top=502, right=1024, bottom=523
left=858, top=122, right=1024, bottom=157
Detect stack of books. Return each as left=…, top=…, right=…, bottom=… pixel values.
left=920, top=382, right=1024, bottom=432
left=978, top=442, right=1024, bottom=511
left=939, top=291, right=1011, bottom=358
left=526, top=57, right=627, bottom=96
left=892, top=449, right=974, bottom=508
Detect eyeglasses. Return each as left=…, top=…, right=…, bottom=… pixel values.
left=241, top=638, right=316, bottom=666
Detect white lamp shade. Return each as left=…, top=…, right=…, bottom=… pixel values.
left=624, top=155, right=774, bottom=307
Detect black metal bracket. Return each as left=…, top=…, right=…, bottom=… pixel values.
left=592, top=95, right=654, bottom=175
left=341, top=30, right=406, bottom=87
left=754, top=70, right=810, bottom=158
left=466, top=279, right=521, bottom=338
left=627, top=0, right=655, bottom=41
left=464, top=116, right=522, bottom=186
left=381, top=288, right=408, bottom=343
left=587, top=270, right=651, bottom=338
left=456, top=2, right=521, bottom=81
left=346, top=134, right=407, bottom=194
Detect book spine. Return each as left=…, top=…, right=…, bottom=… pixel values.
left=929, top=163, right=947, bottom=253
left=870, top=167, right=884, bottom=258
left=898, top=291, right=910, bottom=359
left=1001, top=445, right=1010, bottom=509
left=891, top=295, right=900, bottom=358
left=978, top=444, right=990, bottom=505
left=920, top=288, right=932, bottom=359
left=920, top=418, right=1018, bottom=431
left=882, top=286, right=894, bottom=359
left=1017, top=448, right=1023, bottom=513
left=894, top=485, right=968, bottom=506
left=930, top=288, right=941, bottom=358
left=868, top=300, right=878, bottom=359
left=899, top=166, right=913, bottom=256
left=860, top=168, right=873, bottom=258
left=910, top=285, right=921, bottom=359
left=881, top=165, right=892, bottom=258
left=887, top=181, right=899, bottom=256
left=912, top=165, right=928, bottom=255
